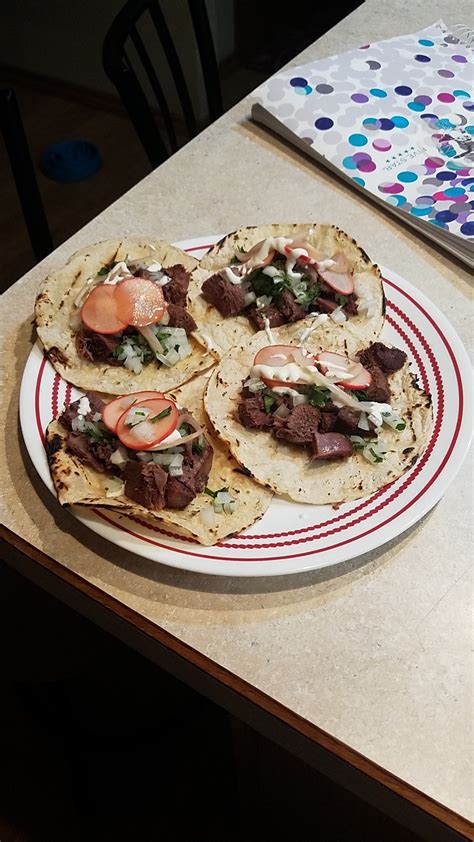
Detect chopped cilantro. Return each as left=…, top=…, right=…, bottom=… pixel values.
left=204, top=486, right=228, bottom=499
left=294, top=280, right=320, bottom=307
left=369, top=447, right=383, bottom=463
left=178, top=423, right=191, bottom=436
left=97, top=261, right=117, bottom=276
left=396, top=421, right=406, bottom=431
left=150, top=407, right=172, bottom=422
left=84, top=426, right=103, bottom=442
left=263, top=394, right=277, bottom=414
left=303, top=385, right=330, bottom=407
left=237, top=245, right=246, bottom=253
left=192, top=440, right=205, bottom=454
left=352, top=389, right=368, bottom=401
left=335, top=294, right=349, bottom=307
left=112, top=344, right=125, bottom=359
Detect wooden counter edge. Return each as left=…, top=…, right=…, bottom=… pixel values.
left=1, top=525, right=472, bottom=840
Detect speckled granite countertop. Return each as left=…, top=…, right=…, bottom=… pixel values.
left=1, top=0, right=472, bottom=823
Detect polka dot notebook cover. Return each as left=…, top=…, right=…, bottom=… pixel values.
left=251, top=20, right=474, bottom=266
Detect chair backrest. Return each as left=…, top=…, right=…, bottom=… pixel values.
left=102, top=0, right=223, bottom=168
left=0, top=88, right=53, bottom=263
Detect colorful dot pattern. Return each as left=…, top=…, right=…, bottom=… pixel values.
left=274, top=21, right=473, bottom=241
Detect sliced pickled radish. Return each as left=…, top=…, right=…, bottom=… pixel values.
left=102, top=391, right=165, bottom=433
left=236, top=240, right=275, bottom=268
left=116, top=397, right=178, bottom=450
left=81, top=285, right=129, bottom=334
left=254, top=344, right=317, bottom=388
left=316, top=351, right=371, bottom=390
left=283, top=241, right=325, bottom=264
left=318, top=269, right=354, bottom=295
left=114, top=276, right=166, bottom=327
left=327, top=252, right=350, bottom=274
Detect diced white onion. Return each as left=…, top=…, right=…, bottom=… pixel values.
left=137, top=451, right=154, bottom=462
left=244, top=378, right=266, bottom=392
left=156, top=349, right=180, bottom=367
left=151, top=427, right=205, bottom=451
left=125, top=406, right=150, bottom=426
left=150, top=453, right=176, bottom=466
left=362, top=440, right=387, bottom=464
left=212, top=490, right=237, bottom=514
left=244, top=291, right=256, bottom=306
left=350, top=436, right=387, bottom=464
left=329, top=306, right=347, bottom=324
left=168, top=465, right=184, bottom=477
left=256, top=295, right=272, bottom=309
left=381, top=411, right=406, bottom=431
left=124, top=356, right=143, bottom=373
left=292, top=393, right=308, bottom=407
left=215, top=490, right=234, bottom=505
left=78, top=396, right=91, bottom=416
left=71, top=416, right=86, bottom=432
left=358, top=412, right=370, bottom=431
left=110, top=444, right=128, bottom=467
left=274, top=403, right=291, bottom=418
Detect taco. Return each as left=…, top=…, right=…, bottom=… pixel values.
left=35, top=238, right=214, bottom=395
left=204, top=325, right=433, bottom=504
left=189, top=223, right=385, bottom=357
left=46, top=374, right=273, bottom=546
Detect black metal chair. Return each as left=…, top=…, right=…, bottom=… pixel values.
left=103, top=0, right=223, bottom=168
left=0, top=88, right=53, bottom=262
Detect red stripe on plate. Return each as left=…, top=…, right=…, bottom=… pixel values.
left=35, top=355, right=48, bottom=446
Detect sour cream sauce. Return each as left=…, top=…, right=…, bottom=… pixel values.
left=250, top=359, right=395, bottom=421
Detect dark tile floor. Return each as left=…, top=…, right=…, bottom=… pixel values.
left=0, top=559, right=423, bottom=842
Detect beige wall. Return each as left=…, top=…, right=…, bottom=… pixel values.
left=0, top=0, right=235, bottom=117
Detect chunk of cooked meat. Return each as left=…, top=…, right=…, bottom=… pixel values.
left=275, top=404, right=320, bottom=445
left=123, top=460, right=167, bottom=509
left=311, top=432, right=353, bottom=460
left=166, top=303, right=197, bottom=333
left=201, top=272, right=247, bottom=317
left=358, top=342, right=407, bottom=373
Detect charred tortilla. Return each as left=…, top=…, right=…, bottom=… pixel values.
left=204, top=324, right=433, bottom=505
left=189, top=223, right=385, bottom=357
left=36, top=238, right=214, bottom=395
left=46, top=374, right=273, bottom=546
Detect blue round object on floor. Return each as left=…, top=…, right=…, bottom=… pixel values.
left=40, top=140, right=102, bottom=182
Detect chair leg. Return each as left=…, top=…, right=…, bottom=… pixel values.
left=0, top=88, right=53, bottom=262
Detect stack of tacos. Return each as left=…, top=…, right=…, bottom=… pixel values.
left=35, top=225, right=432, bottom=546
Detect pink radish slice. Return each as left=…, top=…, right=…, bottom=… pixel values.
left=316, top=351, right=372, bottom=390
left=283, top=241, right=325, bottom=264
left=116, top=398, right=178, bottom=450
left=102, top=391, right=165, bottom=433
left=327, top=252, right=350, bottom=273
left=236, top=240, right=275, bottom=268
left=318, top=269, right=354, bottom=295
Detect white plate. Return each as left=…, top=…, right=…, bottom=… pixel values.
left=20, top=236, right=472, bottom=577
